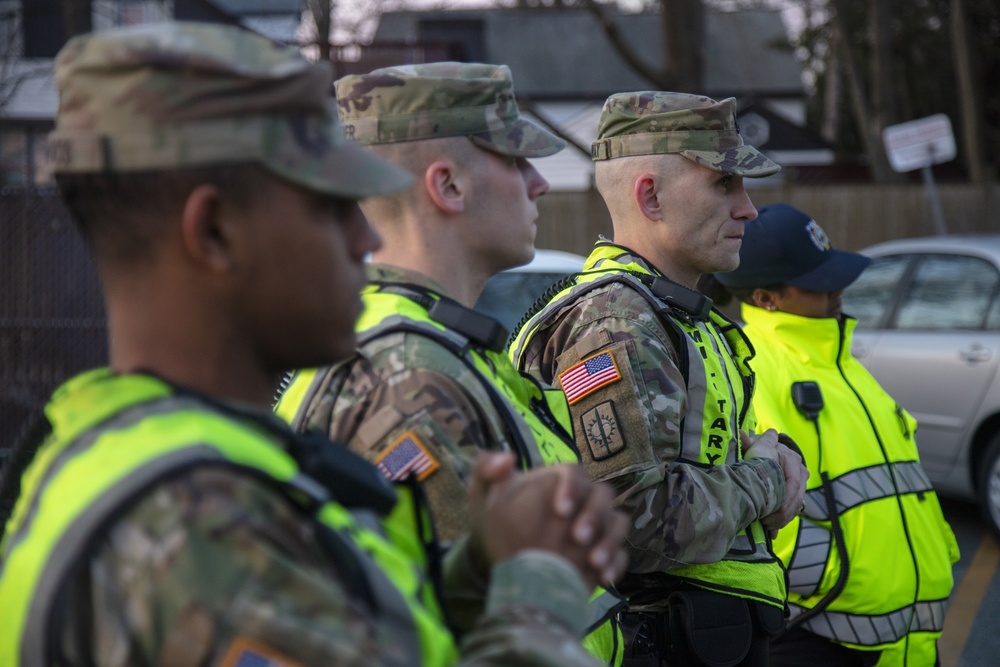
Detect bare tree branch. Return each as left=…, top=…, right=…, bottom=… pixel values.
left=0, top=64, right=50, bottom=111
left=0, top=7, right=50, bottom=114
left=580, top=0, right=672, bottom=89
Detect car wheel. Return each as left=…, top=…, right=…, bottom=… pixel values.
left=976, top=434, right=1000, bottom=541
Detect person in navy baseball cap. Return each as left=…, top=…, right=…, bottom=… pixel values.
left=702, top=209, right=958, bottom=667
left=715, top=202, right=870, bottom=294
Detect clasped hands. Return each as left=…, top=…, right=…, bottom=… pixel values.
left=465, top=452, right=630, bottom=590
left=741, top=429, right=810, bottom=538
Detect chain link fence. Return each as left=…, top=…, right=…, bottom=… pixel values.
left=1, top=187, right=107, bottom=459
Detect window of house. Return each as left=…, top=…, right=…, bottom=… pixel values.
left=31, top=128, right=53, bottom=187
left=21, top=0, right=65, bottom=58
left=93, top=0, right=171, bottom=31
left=0, top=128, right=28, bottom=186
left=1, top=126, right=55, bottom=188
left=417, top=19, right=485, bottom=62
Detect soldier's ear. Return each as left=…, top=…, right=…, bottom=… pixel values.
left=633, top=173, right=662, bottom=222
left=179, top=184, right=238, bottom=273
left=425, top=159, right=465, bottom=214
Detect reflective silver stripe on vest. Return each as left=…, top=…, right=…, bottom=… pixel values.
left=22, top=445, right=230, bottom=667
left=587, top=588, right=627, bottom=633
left=4, top=396, right=328, bottom=667
left=368, top=314, right=471, bottom=349
left=803, top=461, right=933, bottom=521
left=678, top=323, right=710, bottom=463
left=789, top=598, right=948, bottom=646
left=785, top=520, right=832, bottom=596
left=676, top=320, right=755, bottom=555
left=728, top=531, right=754, bottom=554
left=15, top=397, right=424, bottom=667
left=678, top=321, right=741, bottom=466
left=3, top=396, right=210, bottom=563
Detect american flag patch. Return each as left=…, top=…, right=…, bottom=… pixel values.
left=558, top=351, right=621, bottom=405
left=375, top=431, right=439, bottom=482
left=220, top=638, right=303, bottom=667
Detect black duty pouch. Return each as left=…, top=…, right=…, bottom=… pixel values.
left=749, top=600, right=785, bottom=639
left=666, top=589, right=752, bottom=667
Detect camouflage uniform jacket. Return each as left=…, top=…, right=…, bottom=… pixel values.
left=0, top=369, right=599, bottom=667
left=278, top=264, right=580, bottom=544
left=510, top=243, right=786, bottom=594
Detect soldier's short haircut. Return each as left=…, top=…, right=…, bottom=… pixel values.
left=56, top=164, right=272, bottom=264
left=360, top=137, right=481, bottom=222
left=594, top=153, right=684, bottom=218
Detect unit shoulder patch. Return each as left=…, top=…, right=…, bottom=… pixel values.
left=374, top=431, right=440, bottom=482
left=558, top=350, right=622, bottom=405
left=220, top=637, right=304, bottom=667
left=581, top=401, right=626, bottom=460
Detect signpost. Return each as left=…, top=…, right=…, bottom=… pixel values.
left=882, top=114, right=957, bottom=236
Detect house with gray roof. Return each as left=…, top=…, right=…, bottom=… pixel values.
left=362, top=7, right=831, bottom=190
left=0, top=0, right=302, bottom=187
left=1, top=3, right=833, bottom=190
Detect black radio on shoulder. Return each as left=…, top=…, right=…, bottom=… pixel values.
left=649, top=277, right=713, bottom=320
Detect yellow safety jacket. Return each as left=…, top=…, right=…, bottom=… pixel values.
left=744, top=305, right=960, bottom=665
left=276, top=280, right=625, bottom=666
left=278, top=280, right=581, bottom=470
left=0, top=369, right=458, bottom=667
left=510, top=244, right=786, bottom=608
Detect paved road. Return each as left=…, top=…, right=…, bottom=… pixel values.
left=938, top=497, right=1000, bottom=667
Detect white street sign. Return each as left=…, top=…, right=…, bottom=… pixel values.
left=882, top=114, right=956, bottom=173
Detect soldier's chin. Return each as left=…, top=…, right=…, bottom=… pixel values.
left=331, top=330, right=359, bottom=363
left=286, top=335, right=356, bottom=370
left=512, top=243, right=537, bottom=270
left=716, top=254, right=741, bottom=274
left=303, top=329, right=358, bottom=368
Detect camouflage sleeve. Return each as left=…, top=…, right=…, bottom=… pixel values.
left=56, top=467, right=392, bottom=666
left=444, top=538, right=604, bottom=667
left=528, top=294, right=783, bottom=572
left=55, top=467, right=600, bottom=667
left=313, top=352, right=504, bottom=544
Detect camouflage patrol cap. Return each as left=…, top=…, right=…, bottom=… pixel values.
left=48, top=21, right=411, bottom=199
left=591, top=91, right=780, bottom=177
left=334, top=62, right=565, bottom=158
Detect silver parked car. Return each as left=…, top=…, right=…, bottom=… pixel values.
left=841, top=234, right=1000, bottom=538
left=474, top=249, right=586, bottom=334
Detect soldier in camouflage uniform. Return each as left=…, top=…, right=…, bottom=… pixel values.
left=0, top=23, right=629, bottom=666
left=275, top=62, right=628, bottom=665
left=509, top=92, right=811, bottom=667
